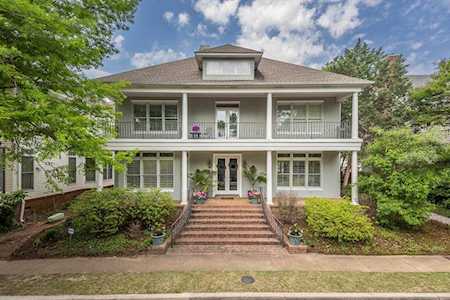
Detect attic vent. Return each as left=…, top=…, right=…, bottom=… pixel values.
left=199, top=44, right=210, bottom=50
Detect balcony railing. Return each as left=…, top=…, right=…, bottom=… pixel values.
left=274, top=121, right=351, bottom=139
left=189, top=121, right=265, bottom=139
left=115, top=121, right=182, bottom=139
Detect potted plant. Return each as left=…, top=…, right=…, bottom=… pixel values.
left=288, top=223, right=303, bottom=245
left=243, top=163, right=266, bottom=204
left=151, top=223, right=166, bottom=246
left=190, top=169, right=213, bottom=204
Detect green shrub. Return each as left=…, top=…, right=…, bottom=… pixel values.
left=69, top=188, right=177, bottom=237
left=304, top=198, right=374, bottom=243
left=0, top=191, right=26, bottom=232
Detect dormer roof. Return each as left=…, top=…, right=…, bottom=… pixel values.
left=194, top=44, right=263, bottom=70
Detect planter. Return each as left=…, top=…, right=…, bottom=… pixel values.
left=248, top=196, right=258, bottom=204
left=288, top=233, right=303, bottom=246
left=248, top=191, right=261, bottom=204
left=195, top=197, right=207, bottom=204
left=152, top=234, right=166, bottom=246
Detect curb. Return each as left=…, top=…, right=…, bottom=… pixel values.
left=1, top=293, right=450, bottom=300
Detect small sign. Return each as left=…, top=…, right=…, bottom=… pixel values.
left=67, top=228, right=75, bottom=235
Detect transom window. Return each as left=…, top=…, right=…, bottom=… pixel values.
left=276, top=103, right=323, bottom=135
left=133, top=103, right=178, bottom=132
left=277, top=153, right=321, bottom=188
left=126, top=152, right=174, bottom=190
left=21, top=154, right=34, bottom=190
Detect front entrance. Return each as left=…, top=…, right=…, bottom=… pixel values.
left=213, top=154, right=241, bottom=196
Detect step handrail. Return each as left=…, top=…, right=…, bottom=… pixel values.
left=170, top=188, right=194, bottom=248
left=259, top=187, right=287, bottom=247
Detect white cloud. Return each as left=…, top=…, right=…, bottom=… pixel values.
left=411, top=41, right=423, bottom=50
left=194, top=0, right=240, bottom=25
left=178, top=12, right=190, bottom=27
left=362, top=0, right=382, bottom=7
left=318, top=0, right=362, bottom=39
left=131, top=49, right=186, bottom=68
left=83, top=68, right=111, bottom=79
left=236, top=0, right=323, bottom=65
left=110, top=34, right=126, bottom=60
left=195, top=23, right=219, bottom=38
left=163, top=11, right=174, bottom=22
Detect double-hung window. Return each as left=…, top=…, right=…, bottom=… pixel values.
left=276, top=153, right=321, bottom=188
left=103, top=164, right=113, bottom=180
left=126, top=152, right=174, bottom=190
left=276, top=102, right=323, bottom=136
left=68, top=153, right=77, bottom=184
left=85, top=158, right=96, bottom=183
left=21, top=154, right=34, bottom=190
left=133, top=102, right=178, bottom=133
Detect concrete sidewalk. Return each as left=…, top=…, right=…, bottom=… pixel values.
left=1, top=253, right=449, bottom=275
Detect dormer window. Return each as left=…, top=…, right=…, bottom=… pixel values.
left=203, top=59, right=254, bottom=80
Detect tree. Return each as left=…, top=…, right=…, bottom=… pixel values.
left=323, top=39, right=412, bottom=187
left=409, top=59, right=450, bottom=127
left=359, top=127, right=450, bottom=228
left=0, top=0, right=139, bottom=184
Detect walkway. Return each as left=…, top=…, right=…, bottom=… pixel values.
left=1, top=254, right=449, bottom=275
left=430, top=213, right=450, bottom=225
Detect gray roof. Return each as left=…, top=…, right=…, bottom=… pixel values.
left=195, top=44, right=262, bottom=54
left=99, top=45, right=371, bottom=88
left=407, top=75, right=432, bottom=88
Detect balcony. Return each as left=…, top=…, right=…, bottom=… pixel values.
left=274, top=121, right=351, bottom=139
left=115, top=121, right=182, bottom=139
left=189, top=121, right=265, bottom=139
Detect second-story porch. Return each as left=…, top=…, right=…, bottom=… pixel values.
left=113, top=91, right=357, bottom=141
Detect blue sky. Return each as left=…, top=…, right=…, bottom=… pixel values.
left=86, top=0, right=450, bottom=78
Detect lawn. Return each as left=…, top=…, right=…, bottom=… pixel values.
left=0, top=271, right=449, bottom=295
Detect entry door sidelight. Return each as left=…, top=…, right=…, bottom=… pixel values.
left=215, top=155, right=240, bottom=195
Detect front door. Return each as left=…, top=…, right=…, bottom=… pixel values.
left=214, top=154, right=241, bottom=196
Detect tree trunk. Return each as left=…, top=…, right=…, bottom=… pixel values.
left=343, top=159, right=352, bottom=188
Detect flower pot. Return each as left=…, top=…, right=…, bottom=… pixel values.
left=288, top=233, right=302, bottom=246
left=195, top=197, right=206, bottom=204
left=249, top=196, right=258, bottom=204
left=152, top=233, right=166, bottom=246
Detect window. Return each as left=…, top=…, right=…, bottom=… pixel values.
left=68, top=154, right=77, bottom=184
left=276, top=103, right=323, bottom=135
left=85, top=158, right=96, bottom=182
left=203, top=59, right=254, bottom=80
left=126, top=152, right=174, bottom=189
left=103, top=164, right=113, bottom=180
left=21, top=155, right=34, bottom=190
left=0, top=148, right=4, bottom=193
left=276, top=153, right=321, bottom=188
left=133, top=103, right=178, bottom=133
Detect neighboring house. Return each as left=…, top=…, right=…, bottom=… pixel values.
left=99, top=44, right=370, bottom=205
left=407, top=74, right=432, bottom=89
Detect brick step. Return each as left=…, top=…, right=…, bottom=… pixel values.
left=192, top=207, right=263, bottom=213
left=189, top=218, right=267, bottom=225
left=184, top=224, right=271, bottom=231
left=180, top=230, right=275, bottom=238
left=193, top=205, right=258, bottom=209
left=175, top=237, right=280, bottom=245
left=167, top=244, right=287, bottom=255
left=191, top=213, right=265, bottom=219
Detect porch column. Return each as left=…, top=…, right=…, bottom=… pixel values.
left=181, top=151, right=188, bottom=204
left=182, top=93, right=188, bottom=140
left=266, top=150, right=273, bottom=205
left=352, top=92, right=358, bottom=139
left=351, top=151, right=358, bottom=205
left=95, top=165, right=103, bottom=191
left=266, top=93, right=272, bottom=140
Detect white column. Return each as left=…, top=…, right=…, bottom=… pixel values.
left=266, top=150, right=273, bottom=205
left=352, top=92, right=359, bottom=139
left=351, top=151, right=358, bottom=205
left=266, top=93, right=272, bottom=140
left=182, top=93, right=188, bottom=140
left=95, top=165, right=103, bottom=191
left=181, top=151, right=188, bottom=204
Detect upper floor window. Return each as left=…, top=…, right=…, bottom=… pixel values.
left=133, top=103, right=178, bottom=133
left=21, top=154, right=34, bottom=190
left=203, top=59, right=254, bottom=80
left=276, top=102, right=323, bottom=135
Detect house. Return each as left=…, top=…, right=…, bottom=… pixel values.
left=99, top=44, right=370, bottom=205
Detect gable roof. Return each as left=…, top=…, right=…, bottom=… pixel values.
left=98, top=45, right=371, bottom=88
left=195, top=44, right=262, bottom=54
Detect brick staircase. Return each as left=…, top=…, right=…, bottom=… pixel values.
left=173, top=198, right=282, bottom=248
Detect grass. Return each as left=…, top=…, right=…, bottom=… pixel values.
left=0, top=271, right=449, bottom=295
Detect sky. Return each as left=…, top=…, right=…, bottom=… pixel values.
left=85, top=0, right=450, bottom=78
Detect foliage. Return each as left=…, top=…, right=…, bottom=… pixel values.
left=410, top=60, right=450, bottom=126
left=289, top=223, right=303, bottom=236
left=324, top=39, right=412, bottom=141
left=304, top=198, right=374, bottom=243
left=69, top=188, right=176, bottom=237
left=359, top=128, right=450, bottom=228
left=427, top=171, right=450, bottom=209
left=276, top=194, right=304, bottom=225
left=243, top=163, right=266, bottom=191
left=0, top=191, right=26, bottom=232
left=190, top=169, right=213, bottom=193
left=0, top=0, right=139, bottom=182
